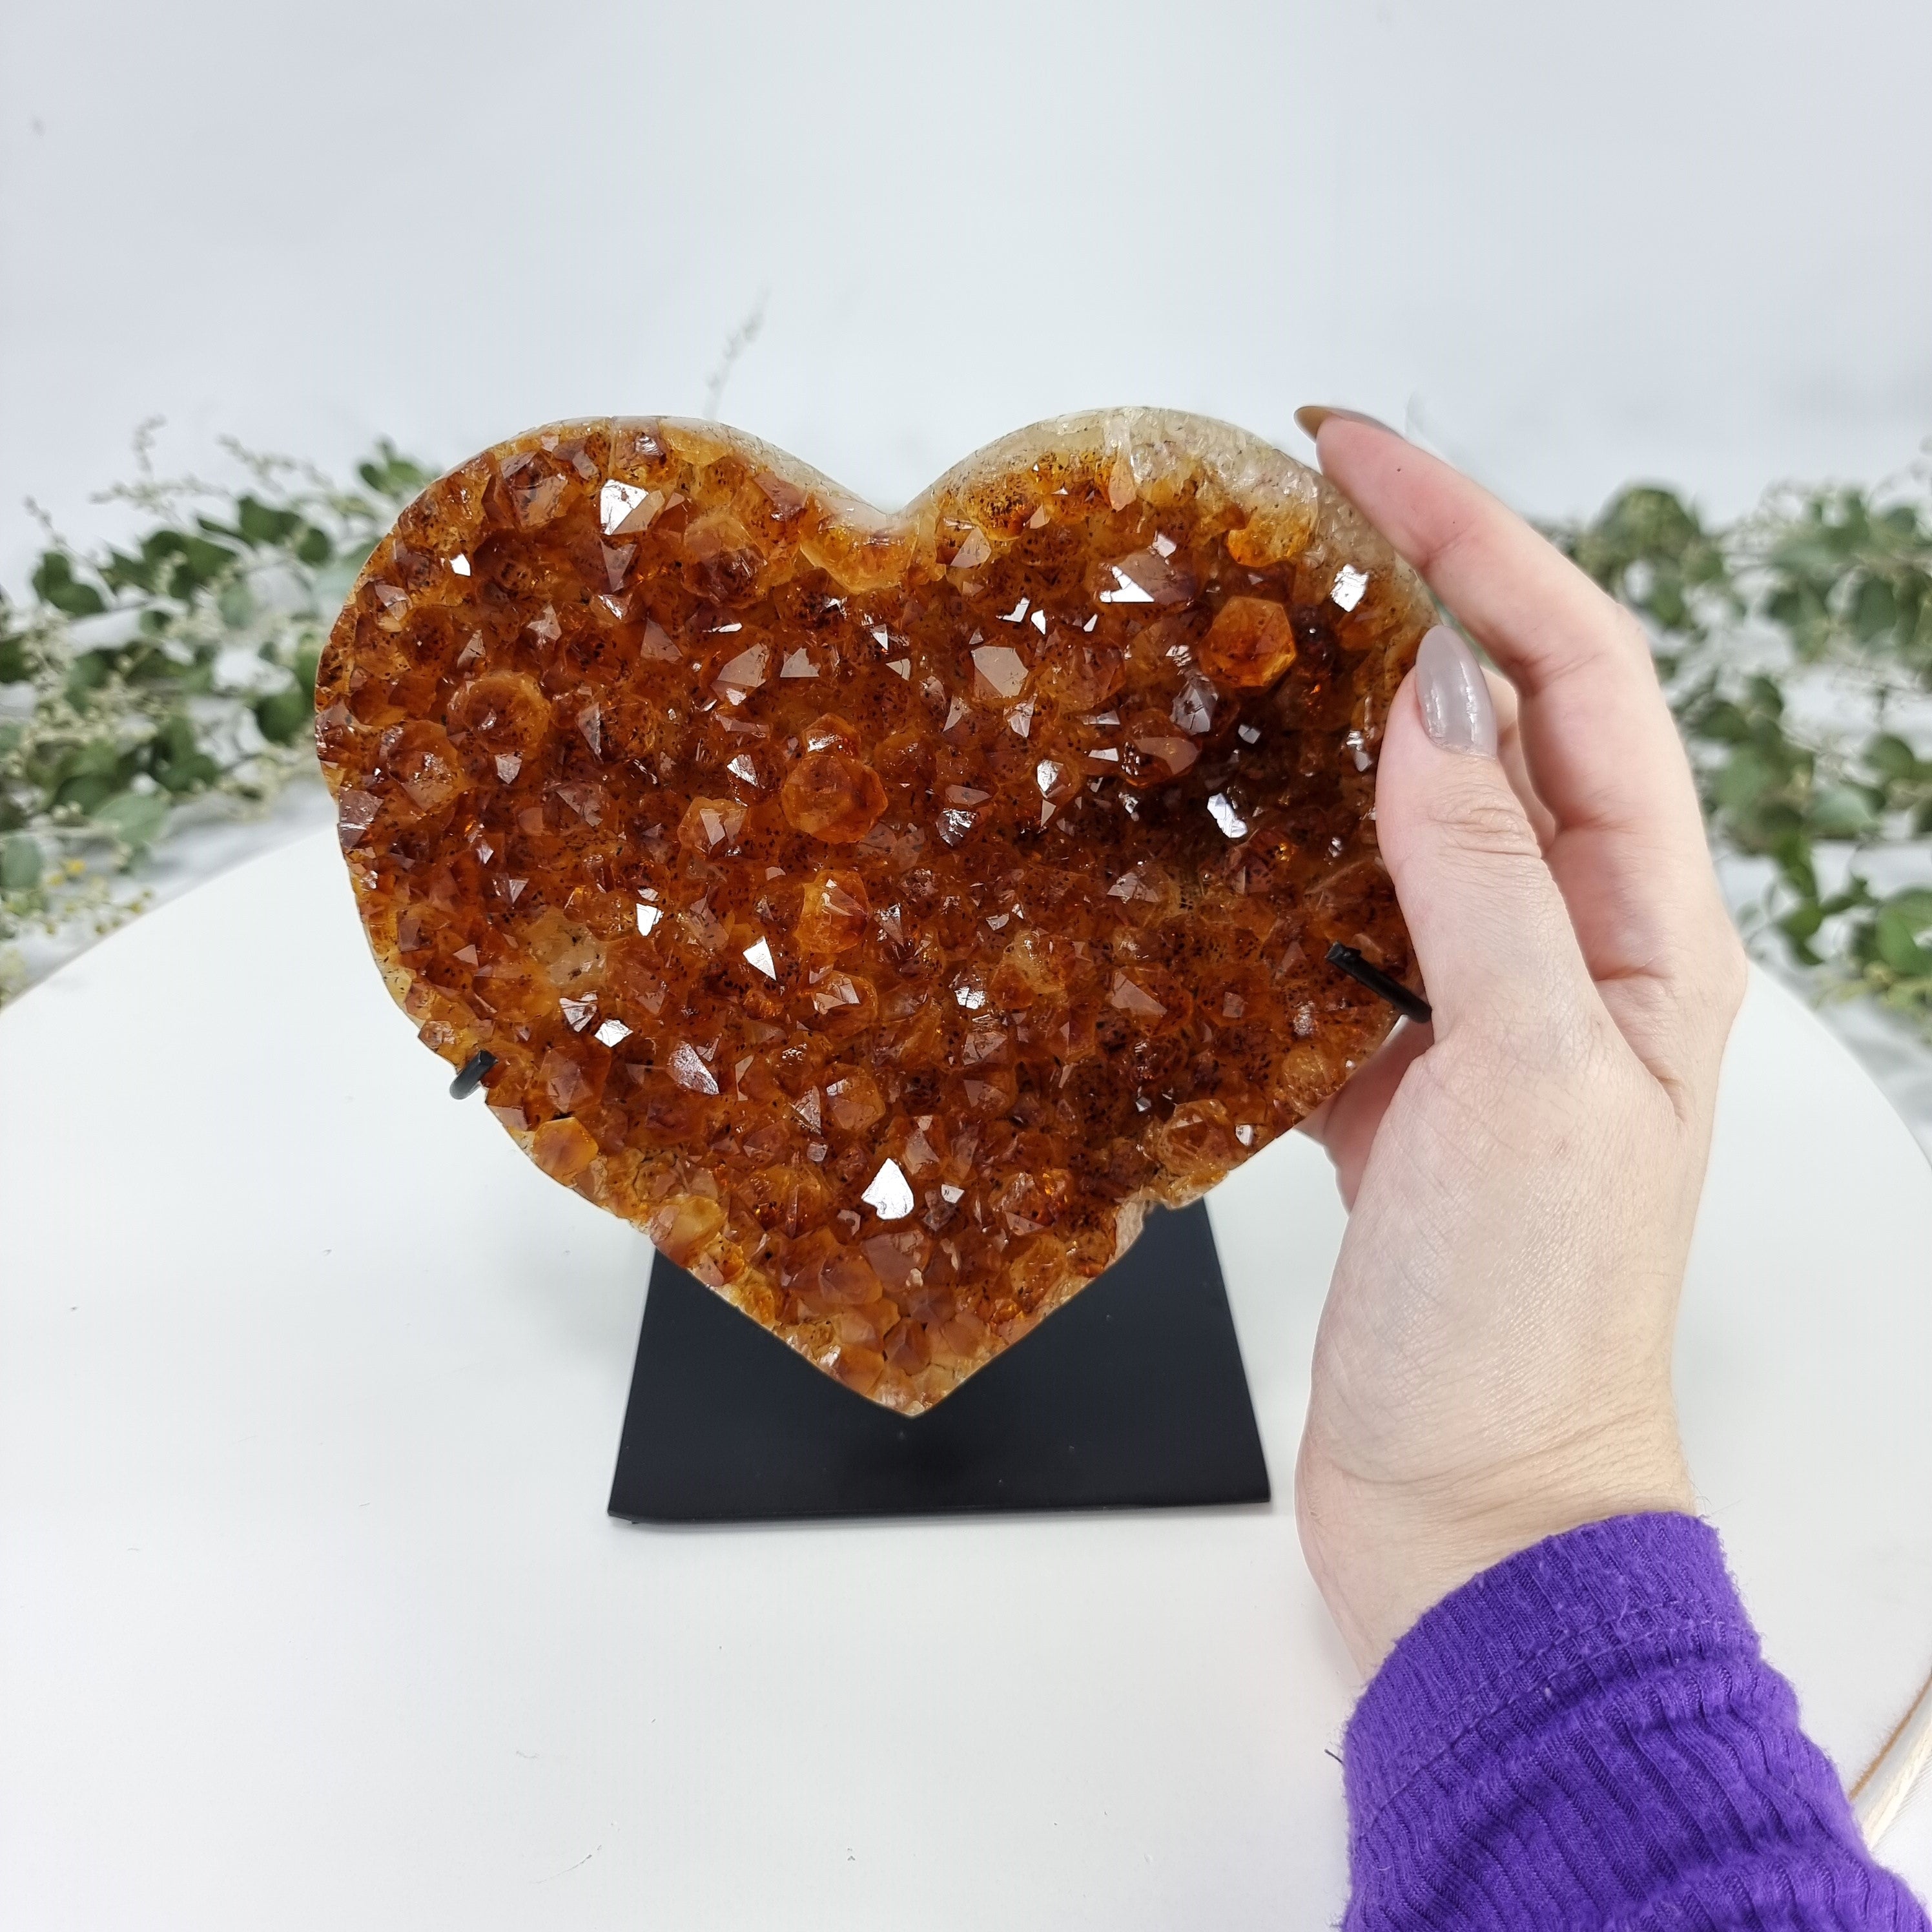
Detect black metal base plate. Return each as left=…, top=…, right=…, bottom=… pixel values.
left=608, top=1200, right=1269, bottom=1523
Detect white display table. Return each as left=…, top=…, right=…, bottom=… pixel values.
left=3, top=829, right=1928, bottom=1927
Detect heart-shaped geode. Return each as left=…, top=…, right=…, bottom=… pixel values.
left=316, top=409, right=1431, bottom=1412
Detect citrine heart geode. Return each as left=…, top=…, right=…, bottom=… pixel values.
left=316, top=410, right=1432, bottom=1412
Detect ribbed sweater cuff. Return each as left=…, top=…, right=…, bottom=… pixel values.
left=1348, top=1512, right=1752, bottom=1822
left=1342, top=1512, right=1929, bottom=1931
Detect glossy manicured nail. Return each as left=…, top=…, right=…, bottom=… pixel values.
left=1415, top=625, right=1497, bottom=757
left=1294, top=405, right=1397, bottom=441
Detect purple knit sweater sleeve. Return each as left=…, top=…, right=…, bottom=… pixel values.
left=1343, top=1514, right=1929, bottom=1930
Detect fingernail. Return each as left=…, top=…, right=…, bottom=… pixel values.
left=1415, top=624, right=1497, bottom=757
left=1294, top=405, right=1397, bottom=441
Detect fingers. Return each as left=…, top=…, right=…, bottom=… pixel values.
left=1309, top=415, right=1742, bottom=1091
left=1373, top=629, right=1597, bottom=1034
left=1313, top=417, right=1711, bottom=889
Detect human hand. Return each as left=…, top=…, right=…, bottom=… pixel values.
left=1291, top=412, right=1749, bottom=1675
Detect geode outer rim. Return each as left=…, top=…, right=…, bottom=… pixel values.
left=318, top=407, right=1430, bottom=1412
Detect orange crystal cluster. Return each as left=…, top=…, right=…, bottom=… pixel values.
left=316, top=410, right=1432, bottom=1412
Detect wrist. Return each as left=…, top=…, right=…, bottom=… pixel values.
left=1297, top=1431, right=1696, bottom=1675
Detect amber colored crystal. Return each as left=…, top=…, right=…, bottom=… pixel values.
left=316, top=409, right=1432, bottom=1412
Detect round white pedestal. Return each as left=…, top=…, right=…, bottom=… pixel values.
left=3, top=829, right=1928, bottom=1927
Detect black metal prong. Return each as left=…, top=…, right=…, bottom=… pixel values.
left=1326, top=943, right=1432, bottom=1026
left=449, top=1049, right=497, bottom=1099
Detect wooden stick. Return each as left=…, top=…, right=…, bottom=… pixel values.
left=1852, top=1662, right=1932, bottom=1848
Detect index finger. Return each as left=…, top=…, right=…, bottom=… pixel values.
left=1310, top=416, right=1705, bottom=870
left=1305, top=413, right=1742, bottom=1092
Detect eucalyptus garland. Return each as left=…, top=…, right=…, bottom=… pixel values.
left=1550, top=462, right=1932, bottom=1031
left=0, top=437, right=429, bottom=1000
left=4, top=434, right=1930, bottom=1036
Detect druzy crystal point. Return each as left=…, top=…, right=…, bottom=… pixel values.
left=316, top=410, right=1432, bottom=1412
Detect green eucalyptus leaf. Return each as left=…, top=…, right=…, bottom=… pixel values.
left=1809, top=784, right=1880, bottom=839
left=236, top=497, right=302, bottom=546
left=1752, top=799, right=1809, bottom=848
left=1883, top=887, right=1932, bottom=929
left=1713, top=746, right=1781, bottom=814
left=100, top=547, right=159, bottom=595
left=357, top=442, right=434, bottom=501
left=1852, top=573, right=1898, bottom=642
left=1646, top=576, right=1689, bottom=630
left=71, top=739, right=126, bottom=783
left=1685, top=697, right=1750, bottom=743
left=163, top=535, right=237, bottom=600
left=56, top=773, right=119, bottom=814
left=95, top=789, right=169, bottom=854
left=1864, top=732, right=1920, bottom=783
left=254, top=684, right=313, bottom=745
left=63, top=653, right=113, bottom=706
left=1780, top=900, right=1825, bottom=942
left=148, top=715, right=220, bottom=794
left=33, top=551, right=107, bottom=617
left=0, top=833, right=42, bottom=892
left=1763, top=582, right=1816, bottom=630
left=1767, top=828, right=1818, bottom=899
left=1849, top=915, right=1884, bottom=971
left=1870, top=896, right=1932, bottom=977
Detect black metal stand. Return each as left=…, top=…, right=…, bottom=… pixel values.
left=608, top=1200, right=1270, bottom=1523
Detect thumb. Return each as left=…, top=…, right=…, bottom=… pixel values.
left=1373, top=626, right=1594, bottom=1031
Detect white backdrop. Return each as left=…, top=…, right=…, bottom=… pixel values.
left=5, top=0, right=1931, bottom=582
